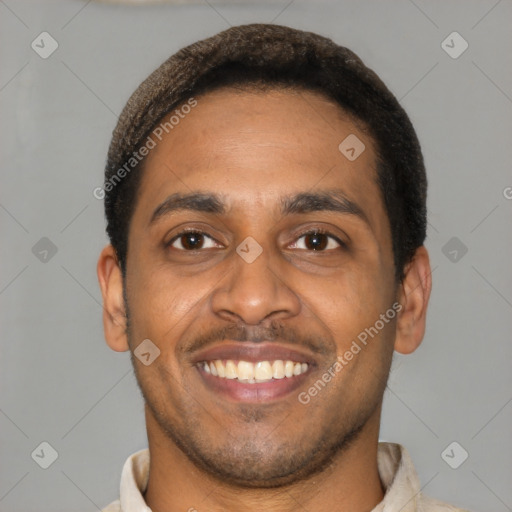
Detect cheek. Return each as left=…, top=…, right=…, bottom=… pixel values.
left=304, top=265, right=394, bottom=349
left=306, top=273, right=396, bottom=402
left=126, top=262, right=214, bottom=347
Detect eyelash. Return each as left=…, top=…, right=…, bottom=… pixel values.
left=166, top=228, right=346, bottom=251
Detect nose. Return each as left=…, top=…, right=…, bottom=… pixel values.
left=210, top=246, right=301, bottom=326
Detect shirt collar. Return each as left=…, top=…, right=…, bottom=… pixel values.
left=119, top=448, right=151, bottom=512
left=374, top=442, right=421, bottom=512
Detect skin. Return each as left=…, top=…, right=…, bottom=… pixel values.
left=97, top=88, right=432, bottom=512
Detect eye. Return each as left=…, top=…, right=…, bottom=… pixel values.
left=168, top=231, right=220, bottom=251
left=290, top=231, right=343, bottom=251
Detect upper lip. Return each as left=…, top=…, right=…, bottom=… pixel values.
left=191, top=342, right=317, bottom=365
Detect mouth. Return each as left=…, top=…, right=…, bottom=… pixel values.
left=192, top=342, right=315, bottom=402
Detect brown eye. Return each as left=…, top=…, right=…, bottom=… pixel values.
left=304, top=233, right=328, bottom=250
left=290, top=231, right=343, bottom=251
left=169, top=232, right=218, bottom=251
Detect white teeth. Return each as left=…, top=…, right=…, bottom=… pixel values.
left=225, top=360, right=237, bottom=379
left=272, top=360, right=285, bottom=379
left=215, top=360, right=225, bottom=378
left=201, top=359, right=308, bottom=382
left=254, top=361, right=273, bottom=380
left=238, top=361, right=254, bottom=380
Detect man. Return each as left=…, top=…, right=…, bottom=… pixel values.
left=97, top=23, right=467, bottom=512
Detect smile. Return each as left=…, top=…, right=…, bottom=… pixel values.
left=192, top=342, right=315, bottom=401
left=201, top=359, right=309, bottom=383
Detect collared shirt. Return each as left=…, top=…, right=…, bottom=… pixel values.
left=101, top=442, right=469, bottom=512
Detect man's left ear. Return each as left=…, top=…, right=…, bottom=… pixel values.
left=394, top=245, right=432, bottom=354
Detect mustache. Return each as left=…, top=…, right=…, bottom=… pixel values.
left=184, top=322, right=333, bottom=357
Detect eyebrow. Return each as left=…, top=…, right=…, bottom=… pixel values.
left=149, top=189, right=369, bottom=227
left=280, top=190, right=368, bottom=224
left=149, top=192, right=226, bottom=226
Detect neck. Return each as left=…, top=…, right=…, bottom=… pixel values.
left=143, top=406, right=385, bottom=512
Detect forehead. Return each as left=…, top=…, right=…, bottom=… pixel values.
left=133, top=88, right=386, bottom=231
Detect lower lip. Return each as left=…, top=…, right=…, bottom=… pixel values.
left=197, top=366, right=311, bottom=402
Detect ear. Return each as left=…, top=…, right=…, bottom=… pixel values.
left=394, top=246, right=432, bottom=355
left=97, top=244, right=129, bottom=352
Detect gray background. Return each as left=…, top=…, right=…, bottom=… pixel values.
left=1, top=0, right=511, bottom=511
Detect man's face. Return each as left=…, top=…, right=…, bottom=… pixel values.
left=124, top=88, right=398, bottom=486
